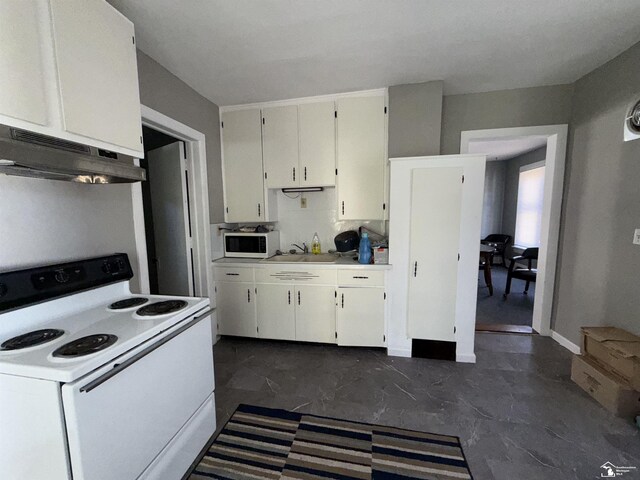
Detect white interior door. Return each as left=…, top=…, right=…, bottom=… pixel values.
left=408, top=167, right=463, bottom=341
left=148, top=142, right=193, bottom=296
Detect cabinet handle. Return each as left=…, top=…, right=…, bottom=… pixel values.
left=341, top=201, right=345, bottom=215
left=247, top=289, right=251, bottom=303
left=225, top=273, right=239, bottom=276
left=293, top=167, right=296, bottom=181
left=414, top=261, right=418, bottom=277
left=341, top=293, right=344, bottom=309
left=257, top=203, right=261, bottom=217
left=298, top=290, right=301, bottom=305
left=304, top=166, right=307, bottom=181
left=288, top=290, right=291, bottom=305
left=352, top=276, right=369, bottom=279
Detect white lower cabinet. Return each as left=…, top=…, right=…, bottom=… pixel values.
left=216, top=282, right=257, bottom=337
left=295, top=285, right=336, bottom=343
left=336, top=287, right=385, bottom=347
left=256, top=284, right=295, bottom=340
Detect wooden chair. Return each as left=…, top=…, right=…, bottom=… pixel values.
left=504, top=247, right=538, bottom=296
left=481, top=234, right=512, bottom=266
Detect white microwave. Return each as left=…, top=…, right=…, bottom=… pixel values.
left=223, top=231, right=280, bottom=259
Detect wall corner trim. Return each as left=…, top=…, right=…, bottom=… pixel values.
left=550, top=329, right=581, bottom=354
left=387, top=347, right=412, bottom=358
left=455, top=352, right=477, bottom=363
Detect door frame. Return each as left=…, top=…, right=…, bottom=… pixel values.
left=460, top=124, right=568, bottom=337
left=132, top=105, right=213, bottom=303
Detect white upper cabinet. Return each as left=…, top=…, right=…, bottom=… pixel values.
left=0, top=1, right=48, bottom=126
left=262, top=105, right=299, bottom=188
left=0, top=0, right=143, bottom=157
left=221, top=109, right=266, bottom=222
left=299, top=101, right=336, bottom=187
left=50, top=0, right=143, bottom=153
left=336, top=96, right=386, bottom=220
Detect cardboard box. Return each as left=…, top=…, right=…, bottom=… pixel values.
left=373, top=247, right=389, bottom=265
left=571, top=355, right=640, bottom=417
left=581, top=327, right=640, bottom=391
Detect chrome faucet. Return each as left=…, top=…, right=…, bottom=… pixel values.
left=291, top=242, right=308, bottom=254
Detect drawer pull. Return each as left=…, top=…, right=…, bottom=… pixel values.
left=352, top=276, right=369, bottom=279
left=225, top=273, right=239, bottom=276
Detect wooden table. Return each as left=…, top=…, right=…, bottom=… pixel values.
left=480, top=244, right=496, bottom=296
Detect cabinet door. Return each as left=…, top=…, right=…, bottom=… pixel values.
left=336, top=96, right=386, bottom=220
left=216, top=282, right=257, bottom=337
left=407, top=168, right=462, bottom=342
left=256, top=284, right=295, bottom=340
left=50, top=0, right=143, bottom=153
left=0, top=1, right=48, bottom=126
left=295, top=285, right=336, bottom=344
left=262, top=105, right=299, bottom=188
left=336, top=287, right=385, bottom=347
left=221, top=109, right=265, bottom=222
left=299, top=102, right=336, bottom=187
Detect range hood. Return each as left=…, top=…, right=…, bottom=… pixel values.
left=0, top=126, right=146, bottom=184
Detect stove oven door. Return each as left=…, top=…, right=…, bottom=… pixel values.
left=61, top=311, right=214, bottom=480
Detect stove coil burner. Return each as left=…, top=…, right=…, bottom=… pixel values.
left=52, top=334, right=117, bottom=358
left=0, top=329, right=65, bottom=351
left=108, top=297, right=149, bottom=310
left=136, top=300, right=188, bottom=317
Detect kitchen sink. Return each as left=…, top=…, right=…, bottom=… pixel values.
left=265, top=254, right=338, bottom=263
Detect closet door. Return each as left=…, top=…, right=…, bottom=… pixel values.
left=262, top=105, right=299, bottom=188
left=407, top=167, right=463, bottom=341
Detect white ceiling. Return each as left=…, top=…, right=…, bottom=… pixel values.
left=109, top=0, right=640, bottom=106
left=468, top=136, right=548, bottom=161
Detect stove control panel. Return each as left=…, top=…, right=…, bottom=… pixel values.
left=0, top=253, right=133, bottom=313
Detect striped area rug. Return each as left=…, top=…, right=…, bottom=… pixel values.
left=188, top=404, right=473, bottom=479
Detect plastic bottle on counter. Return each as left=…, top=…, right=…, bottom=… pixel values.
left=358, top=232, right=372, bottom=264
left=311, top=232, right=321, bottom=255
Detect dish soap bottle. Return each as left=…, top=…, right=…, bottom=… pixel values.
left=358, top=232, right=371, bottom=264
left=311, top=232, right=321, bottom=255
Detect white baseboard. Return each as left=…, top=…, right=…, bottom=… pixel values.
left=456, top=352, right=477, bottom=363
left=550, top=330, right=581, bottom=354
left=387, top=347, right=411, bottom=358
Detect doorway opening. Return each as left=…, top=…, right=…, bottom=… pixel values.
left=469, top=136, right=547, bottom=334
left=460, top=125, right=568, bottom=339
left=141, top=126, right=194, bottom=296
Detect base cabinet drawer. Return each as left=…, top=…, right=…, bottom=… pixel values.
left=337, top=287, right=385, bottom=347
left=214, top=266, right=255, bottom=283
left=216, top=282, right=257, bottom=337
left=337, top=269, right=385, bottom=286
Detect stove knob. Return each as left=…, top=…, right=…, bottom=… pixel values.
left=102, top=262, right=112, bottom=274
left=0, top=283, right=7, bottom=297
left=54, top=270, right=70, bottom=284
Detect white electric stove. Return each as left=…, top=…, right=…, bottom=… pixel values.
left=0, top=254, right=216, bottom=480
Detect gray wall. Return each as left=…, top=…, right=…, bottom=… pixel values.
left=136, top=51, right=224, bottom=223
left=0, top=177, right=141, bottom=287
left=553, top=42, right=640, bottom=343
left=481, top=161, right=506, bottom=238
left=501, top=147, right=547, bottom=256
left=440, top=84, right=574, bottom=155
left=388, top=81, right=443, bottom=157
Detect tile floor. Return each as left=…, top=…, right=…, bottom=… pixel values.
left=212, top=333, right=640, bottom=480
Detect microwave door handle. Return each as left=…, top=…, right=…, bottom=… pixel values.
left=79, top=309, right=213, bottom=393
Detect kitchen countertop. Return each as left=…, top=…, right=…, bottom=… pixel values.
left=212, top=256, right=392, bottom=270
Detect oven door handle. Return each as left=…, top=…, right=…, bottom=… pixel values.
left=79, top=308, right=213, bottom=393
